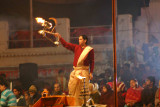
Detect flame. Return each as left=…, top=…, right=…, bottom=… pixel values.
left=38, top=30, right=46, bottom=36
left=54, top=41, right=59, bottom=45
left=35, top=17, right=45, bottom=24
left=38, top=30, right=44, bottom=34
left=35, top=17, right=52, bottom=29
left=77, top=75, right=86, bottom=79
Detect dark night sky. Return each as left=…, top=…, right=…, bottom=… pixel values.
left=0, top=0, right=146, bottom=27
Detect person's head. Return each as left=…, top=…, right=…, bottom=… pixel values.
left=79, top=35, right=88, bottom=46
left=13, top=86, right=22, bottom=97
left=130, top=79, right=138, bottom=89
left=29, top=85, right=37, bottom=97
left=146, top=76, right=155, bottom=87
left=54, top=83, right=60, bottom=92
left=102, top=84, right=112, bottom=93
left=0, top=78, right=8, bottom=92
left=24, top=91, right=30, bottom=101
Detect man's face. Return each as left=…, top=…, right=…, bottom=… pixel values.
left=13, top=89, right=20, bottom=97
left=79, top=36, right=86, bottom=46
left=24, top=93, right=29, bottom=100
left=29, top=91, right=35, bottom=97
left=102, top=86, right=107, bottom=93
left=130, top=80, right=136, bottom=88
left=0, top=85, right=6, bottom=92
left=54, top=84, right=60, bottom=92
left=146, top=79, right=151, bottom=86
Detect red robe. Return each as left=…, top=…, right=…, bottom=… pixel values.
left=60, top=38, right=94, bottom=73
left=125, top=86, right=143, bottom=103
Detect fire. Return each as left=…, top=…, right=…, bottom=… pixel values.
left=38, top=30, right=45, bottom=34
left=35, top=17, right=45, bottom=24
left=35, top=17, right=52, bottom=29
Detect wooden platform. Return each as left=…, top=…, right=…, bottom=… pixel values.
left=33, top=95, right=75, bottom=107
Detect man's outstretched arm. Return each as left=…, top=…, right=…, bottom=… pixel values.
left=54, top=33, right=77, bottom=52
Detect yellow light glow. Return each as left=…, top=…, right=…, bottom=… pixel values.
left=35, top=17, right=45, bottom=24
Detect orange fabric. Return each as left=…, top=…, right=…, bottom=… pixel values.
left=33, top=95, right=75, bottom=107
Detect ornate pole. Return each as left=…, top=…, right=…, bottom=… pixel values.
left=112, top=0, right=118, bottom=106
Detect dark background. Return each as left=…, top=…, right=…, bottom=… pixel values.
left=0, top=0, right=150, bottom=26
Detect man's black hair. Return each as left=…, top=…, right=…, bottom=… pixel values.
left=13, top=86, right=22, bottom=94
left=79, top=35, right=88, bottom=44
left=147, top=76, right=155, bottom=86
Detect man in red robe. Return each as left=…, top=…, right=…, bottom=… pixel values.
left=54, top=33, right=94, bottom=106
left=125, top=79, right=143, bottom=107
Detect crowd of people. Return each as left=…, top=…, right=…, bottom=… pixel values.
left=0, top=63, right=160, bottom=107
left=90, top=62, right=160, bottom=107
left=0, top=72, right=66, bottom=106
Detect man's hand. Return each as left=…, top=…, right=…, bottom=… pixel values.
left=89, top=73, right=93, bottom=80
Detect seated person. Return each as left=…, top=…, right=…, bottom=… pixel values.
left=0, top=78, right=17, bottom=106
left=52, top=83, right=63, bottom=95
left=56, top=69, right=68, bottom=92
left=24, top=91, right=30, bottom=106
left=29, top=85, right=41, bottom=105
left=13, top=86, right=26, bottom=106
left=125, top=79, right=143, bottom=107
left=99, top=84, right=114, bottom=107
left=89, top=83, right=101, bottom=104
left=141, top=76, right=157, bottom=106
left=107, top=81, right=126, bottom=107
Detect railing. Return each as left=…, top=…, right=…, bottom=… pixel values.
left=8, top=25, right=112, bottom=49
left=70, top=25, right=112, bottom=45
left=8, top=30, right=57, bottom=49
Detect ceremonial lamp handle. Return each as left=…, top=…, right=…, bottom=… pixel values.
left=45, top=31, right=60, bottom=45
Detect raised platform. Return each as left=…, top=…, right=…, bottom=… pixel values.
left=33, top=95, right=75, bottom=107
